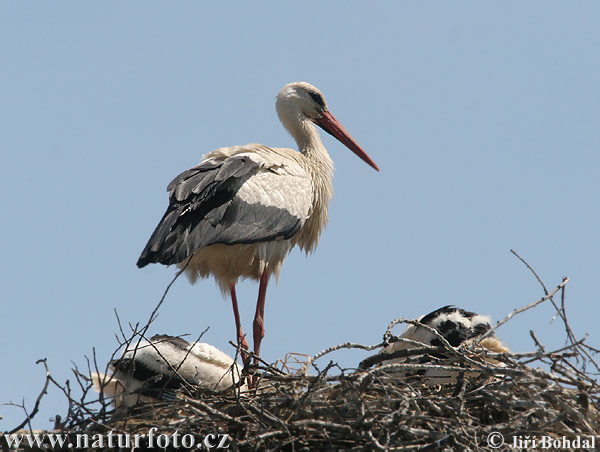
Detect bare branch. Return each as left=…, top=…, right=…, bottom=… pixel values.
left=6, top=359, right=52, bottom=434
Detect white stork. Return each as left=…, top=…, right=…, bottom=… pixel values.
left=377, top=306, right=509, bottom=384
left=91, top=335, right=243, bottom=407
left=137, top=82, right=378, bottom=369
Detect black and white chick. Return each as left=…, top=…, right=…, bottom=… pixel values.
left=92, top=335, right=243, bottom=407
left=376, top=306, right=509, bottom=384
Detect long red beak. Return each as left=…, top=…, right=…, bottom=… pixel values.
left=315, top=110, right=379, bottom=172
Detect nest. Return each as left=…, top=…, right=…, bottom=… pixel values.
left=39, top=341, right=599, bottom=451
left=6, top=262, right=600, bottom=451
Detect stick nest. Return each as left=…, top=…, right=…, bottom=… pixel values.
left=7, top=267, right=600, bottom=451
left=70, top=346, right=600, bottom=451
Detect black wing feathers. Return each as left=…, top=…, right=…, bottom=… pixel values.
left=137, top=156, right=303, bottom=268
left=137, top=157, right=260, bottom=267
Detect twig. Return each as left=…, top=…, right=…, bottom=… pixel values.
left=511, top=249, right=549, bottom=295
left=7, top=359, right=52, bottom=434
left=311, top=342, right=383, bottom=363
left=476, top=277, right=570, bottom=343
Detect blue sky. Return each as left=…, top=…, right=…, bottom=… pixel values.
left=1, top=2, right=599, bottom=430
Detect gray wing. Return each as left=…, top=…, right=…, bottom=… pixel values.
left=137, top=153, right=306, bottom=267
left=150, top=334, right=191, bottom=351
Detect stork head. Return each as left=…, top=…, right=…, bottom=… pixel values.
left=276, top=82, right=379, bottom=171
left=276, top=82, right=329, bottom=121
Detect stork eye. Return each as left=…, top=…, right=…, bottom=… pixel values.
left=308, top=92, right=325, bottom=109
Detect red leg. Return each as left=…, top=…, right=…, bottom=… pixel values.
left=253, top=270, right=270, bottom=361
left=230, top=284, right=249, bottom=360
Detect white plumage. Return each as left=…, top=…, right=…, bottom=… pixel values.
left=172, top=144, right=316, bottom=290
left=91, top=335, right=242, bottom=407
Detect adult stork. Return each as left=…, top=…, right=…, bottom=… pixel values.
left=137, top=82, right=378, bottom=368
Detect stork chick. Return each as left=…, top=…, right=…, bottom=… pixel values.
left=377, top=306, right=509, bottom=384
left=92, top=335, right=242, bottom=407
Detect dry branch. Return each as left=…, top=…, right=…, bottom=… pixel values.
left=6, top=254, right=599, bottom=451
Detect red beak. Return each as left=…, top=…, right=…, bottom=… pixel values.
left=315, top=110, right=379, bottom=172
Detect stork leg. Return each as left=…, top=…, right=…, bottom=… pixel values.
left=230, top=284, right=249, bottom=365
left=253, top=270, right=270, bottom=362
left=250, top=271, right=270, bottom=388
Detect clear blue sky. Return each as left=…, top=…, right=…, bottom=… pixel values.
left=2, top=2, right=598, bottom=430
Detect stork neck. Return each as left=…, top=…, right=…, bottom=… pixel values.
left=292, top=118, right=334, bottom=171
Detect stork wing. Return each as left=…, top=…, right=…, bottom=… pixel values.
left=137, top=146, right=312, bottom=267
